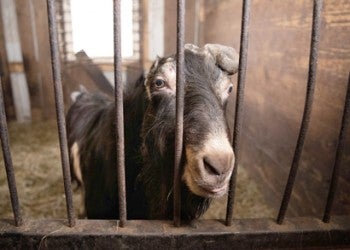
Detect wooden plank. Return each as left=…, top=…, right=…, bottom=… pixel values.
left=32, top=0, right=55, bottom=120
left=204, top=0, right=350, bottom=217
left=14, top=0, right=43, bottom=110
left=62, top=55, right=143, bottom=108
left=163, top=0, right=199, bottom=55
left=75, top=51, right=114, bottom=95
left=62, top=62, right=110, bottom=108
left=140, top=0, right=149, bottom=69
left=0, top=0, right=31, bottom=122
left=0, top=3, right=15, bottom=120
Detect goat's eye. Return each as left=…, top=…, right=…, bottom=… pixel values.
left=154, top=79, right=165, bottom=88
left=228, top=85, right=233, bottom=94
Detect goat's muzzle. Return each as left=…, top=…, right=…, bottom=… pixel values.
left=183, top=133, right=235, bottom=198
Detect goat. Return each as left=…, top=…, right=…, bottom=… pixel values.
left=66, top=44, right=239, bottom=220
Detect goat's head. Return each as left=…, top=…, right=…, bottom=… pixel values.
left=144, top=44, right=238, bottom=199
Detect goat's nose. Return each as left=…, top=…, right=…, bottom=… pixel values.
left=202, top=151, right=234, bottom=177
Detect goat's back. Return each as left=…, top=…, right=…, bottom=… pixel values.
left=66, top=80, right=149, bottom=219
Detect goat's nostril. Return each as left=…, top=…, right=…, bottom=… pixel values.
left=203, top=159, right=221, bottom=176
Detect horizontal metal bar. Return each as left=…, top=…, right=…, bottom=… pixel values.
left=1, top=217, right=350, bottom=249
left=323, top=72, right=350, bottom=223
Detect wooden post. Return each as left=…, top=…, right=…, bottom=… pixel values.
left=31, top=0, right=56, bottom=120
left=140, top=0, right=149, bottom=71
left=14, top=0, right=43, bottom=111
left=0, top=4, right=15, bottom=120
left=0, top=0, right=31, bottom=123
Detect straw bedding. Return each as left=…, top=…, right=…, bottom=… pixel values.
left=0, top=120, right=273, bottom=220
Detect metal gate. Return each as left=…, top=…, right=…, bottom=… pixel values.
left=1, top=0, right=350, bottom=249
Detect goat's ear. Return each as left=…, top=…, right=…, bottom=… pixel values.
left=151, top=56, right=161, bottom=72
left=204, top=44, right=239, bottom=75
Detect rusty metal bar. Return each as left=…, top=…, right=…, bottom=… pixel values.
left=46, top=0, right=75, bottom=227
left=226, top=0, right=251, bottom=226
left=277, top=0, right=323, bottom=225
left=323, top=72, right=350, bottom=223
left=174, top=0, right=185, bottom=227
left=0, top=77, right=23, bottom=227
left=113, top=0, right=127, bottom=227
left=1, top=217, right=350, bottom=249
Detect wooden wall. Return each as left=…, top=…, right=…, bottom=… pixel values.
left=14, top=0, right=58, bottom=119
left=3, top=0, right=349, bottom=218
left=163, top=0, right=203, bottom=56
left=204, top=0, right=350, bottom=218
left=1, top=0, right=59, bottom=120
left=0, top=3, right=15, bottom=119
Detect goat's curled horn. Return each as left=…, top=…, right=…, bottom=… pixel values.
left=204, top=44, right=239, bottom=75
left=184, top=44, right=239, bottom=75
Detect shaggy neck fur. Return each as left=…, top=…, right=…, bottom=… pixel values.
left=137, top=55, right=227, bottom=220
left=139, top=92, right=211, bottom=220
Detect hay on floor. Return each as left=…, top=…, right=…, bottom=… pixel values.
left=0, top=120, right=273, bottom=220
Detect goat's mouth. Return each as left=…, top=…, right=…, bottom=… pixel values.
left=182, top=169, right=231, bottom=198
left=182, top=147, right=234, bottom=198
left=182, top=163, right=232, bottom=198
left=196, top=183, right=229, bottom=198
left=182, top=140, right=234, bottom=198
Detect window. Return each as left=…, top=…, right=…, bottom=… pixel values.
left=70, top=0, right=134, bottom=59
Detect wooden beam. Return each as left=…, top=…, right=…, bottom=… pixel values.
left=0, top=3, right=15, bottom=120
left=0, top=0, right=31, bottom=122
left=140, top=0, right=149, bottom=71
left=31, top=0, right=55, bottom=120
left=14, top=0, right=43, bottom=110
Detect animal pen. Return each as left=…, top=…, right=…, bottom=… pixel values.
left=1, top=0, right=350, bottom=249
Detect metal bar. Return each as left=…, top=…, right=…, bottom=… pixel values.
left=174, top=0, right=185, bottom=227
left=277, top=0, right=323, bottom=225
left=0, top=77, right=23, bottom=227
left=323, top=72, right=350, bottom=223
left=46, top=0, right=75, bottom=227
left=226, top=0, right=251, bottom=226
left=113, top=0, right=127, bottom=227
left=1, top=217, right=350, bottom=249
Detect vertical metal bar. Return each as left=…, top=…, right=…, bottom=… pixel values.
left=277, top=0, right=323, bottom=225
left=113, top=0, right=127, bottom=227
left=174, top=0, right=185, bottom=227
left=47, top=0, right=75, bottom=227
left=226, top=0, right=251, bottom=227
left=0, top=77, right=23, bottom=227
left=323, top=72, right=350, bottom=223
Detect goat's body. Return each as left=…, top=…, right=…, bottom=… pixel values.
left=67, top=77, right=149, bottom=219
left=67, top=78, right=208, bottom=220
left=67, top=44, right=238, bottom=220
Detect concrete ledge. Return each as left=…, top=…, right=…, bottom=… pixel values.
left=1, top=216, right=350, bottom=249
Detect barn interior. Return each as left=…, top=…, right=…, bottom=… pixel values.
left=0, top=0, right=349, bottom=222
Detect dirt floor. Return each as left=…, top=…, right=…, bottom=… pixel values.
left=0, top=119, right=274, bottom=220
